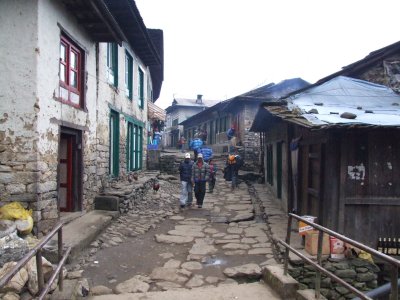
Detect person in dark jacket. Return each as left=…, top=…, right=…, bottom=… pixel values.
left=223, top=153, right=243, bottom=190
left=178, top=153, right=193, bottom=209
left=191, top=153, right=210, bottom=208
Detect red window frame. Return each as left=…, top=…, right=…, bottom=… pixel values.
left=59, top=36, right=84, bottom=108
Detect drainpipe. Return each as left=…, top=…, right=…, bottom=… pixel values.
left=352, top=278, right=400, bottom=300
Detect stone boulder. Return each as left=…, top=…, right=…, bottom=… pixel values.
left=0, top=262, right=28, bottom=293
left=114, top=276, right=150, bottom=294
left=223, top=263, right=262, bottom=279
left=0, top=231, right=29, bottom=267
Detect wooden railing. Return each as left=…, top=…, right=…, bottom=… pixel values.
left=0, top=222, right=71, bottom=300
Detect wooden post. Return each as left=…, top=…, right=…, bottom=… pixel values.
left=315, top=230, right=324, bottom=299
left=284, top=214, right=293, bottom=275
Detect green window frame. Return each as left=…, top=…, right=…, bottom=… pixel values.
left=138, top=67, right=144, bottom=109
left=125, top=51, right=133, bottom=100
left=107, top=43, right=118, bottom=87
left=109, top=110, right=120, bottom=177
left=126, top=120, right=143, bottom=171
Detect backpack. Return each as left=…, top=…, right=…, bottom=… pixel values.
left=200, top=147, right=213, bottom=161
left=227, top=154, right=236, bottom=164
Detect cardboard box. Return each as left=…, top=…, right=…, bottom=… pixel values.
left=305, top=230, right=330, bottom=255
left=298, top=216, right=317, bottom=236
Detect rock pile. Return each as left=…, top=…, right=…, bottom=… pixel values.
left=0, top=239, right=60, bottom=299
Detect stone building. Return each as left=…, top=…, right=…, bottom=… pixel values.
left=180, top=79, right=309, bottom=171
left=164, top=95, right=218, bottom=148
left=0, top=0, right=163, bottom=235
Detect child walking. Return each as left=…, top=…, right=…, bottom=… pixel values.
left=208, top=158, right=217, bottom=193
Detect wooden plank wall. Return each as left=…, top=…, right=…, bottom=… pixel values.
left=342, top=129, right=400, bottom=247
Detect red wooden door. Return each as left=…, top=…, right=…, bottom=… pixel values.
left=59, top=135, right=73, bottom=212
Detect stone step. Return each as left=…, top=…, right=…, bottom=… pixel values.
left=94, top=195, right=120, bottom=211
left=44, top=210, right=118, bottom=263
left=88, top=281, right=282, bottom=300
left=263, top=264, right=299, bottom=300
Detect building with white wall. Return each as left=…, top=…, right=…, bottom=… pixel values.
left=0, top=0, right=163, bottom=235
left=164, top=95, right=217, bottom=148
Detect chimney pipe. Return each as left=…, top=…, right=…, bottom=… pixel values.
left=196, top=94, right=203, bottom=104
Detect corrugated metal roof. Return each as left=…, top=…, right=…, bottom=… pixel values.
left=165, top=98, right=219, bottom=113
left=148, top=101, right=166, bottom=121
left=266, top=76, right=400, bottom=128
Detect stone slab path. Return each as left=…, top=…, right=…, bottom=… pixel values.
left=66, top=175, right=282, bottom=298
left=89, top=281, right=279, bottom=300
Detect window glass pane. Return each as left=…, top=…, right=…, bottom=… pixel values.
left=60, top=64, right=66, bottom=82
left=60, top=43, right=66, bottom=62
left=70, top=92, right=80, bottom=105
left=107, top=44, right=112, bottom=68
left=70, top=70, right=77, bottom=88
left=71, top=51, right=77, bottom=69
left=125, top=56, right=129, bottom=94
left=59, top=86, right=68, bottom=99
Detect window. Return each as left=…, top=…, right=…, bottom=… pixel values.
left=107, top=43, right=118, bottom=87
left=172, top=118, right=179, bottom=126
left=127, top=121, right=143, bottom=171
left=59, top=35, right=84, bottom=107
left=138, top=68, right=144, bottom=108
left=125, top=51, right=133, bottom=100
left=109, top=110, right=120, bottom=177
left=147, top=79, right=153, bottom=102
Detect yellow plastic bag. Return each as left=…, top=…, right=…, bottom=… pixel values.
left=358, top=250, right=374, bottom=263
left=0, top=202, right=32, bottom=220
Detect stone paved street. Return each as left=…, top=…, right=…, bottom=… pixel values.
left=64, top=172, right=282, bottom=298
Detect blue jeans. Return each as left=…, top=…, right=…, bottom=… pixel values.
left=232, top=173, right=238, bottom=188
left=180, top=181, right=193, bottom=206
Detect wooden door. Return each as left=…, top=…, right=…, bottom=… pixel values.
left=277, top=142, right=282, bottom=199
left=299, top=143, right=325, bottom=221
left=59, top=134, right=73, bottom=212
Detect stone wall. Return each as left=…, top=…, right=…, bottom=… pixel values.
left=98, top=175, right=156, bottom=214
left=159, top=155, right=180, bottom=174
left=241, top=104, right=260, bottom=172
left=357, top=54, right=400, bottom=92
left=289, top=258, right=380, bottom=300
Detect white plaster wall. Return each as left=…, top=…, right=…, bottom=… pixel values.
left=37, top=0, right=97, bottom=155
left=35, top=0, right=99, bottom=220
left=0, top=0, right=39, bottom=202
left=97, top=42, right=151, bottom=176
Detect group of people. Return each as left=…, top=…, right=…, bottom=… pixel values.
left=178, top=150, right=243, bottom=210
left=178, top=153, right=217, bottom=210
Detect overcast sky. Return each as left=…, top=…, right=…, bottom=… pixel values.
left=135, top=0, right=400, bottom=109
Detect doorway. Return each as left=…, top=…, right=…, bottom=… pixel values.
left=58, top=128, right=82, bottom=212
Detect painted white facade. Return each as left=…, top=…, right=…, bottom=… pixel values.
left=0, top=0, right=159, bottom=235
left=164, top=105, right=208, bottom=147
